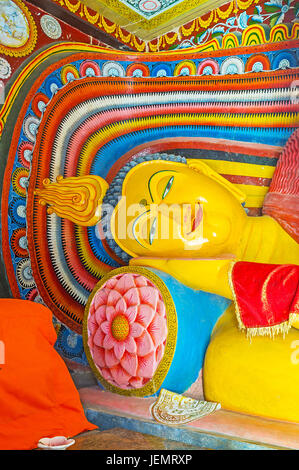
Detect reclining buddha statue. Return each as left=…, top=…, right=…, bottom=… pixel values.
left=35, top=129, right=299, bottom=423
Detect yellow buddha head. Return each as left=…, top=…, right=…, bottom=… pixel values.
left=102, top=154, right=247, bottom=261
left=36, top=153, right=247, bottom=262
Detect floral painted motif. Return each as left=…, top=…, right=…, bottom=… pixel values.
left=49, top=0, right=298, bottom=52
left=176, top=0, right=297, bottom=49
left=87, top=273, right=168, bottom=390
left=0, top=58, right=11, bottom=79
left=264, top=0, right=293, bottom=26
left=40, top=14, right=62, bottom=39
left=0, top=0, right=37, bottom=57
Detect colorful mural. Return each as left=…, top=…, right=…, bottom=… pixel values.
left=0, top=0, right=298, bottom=421
left=0, top=34, right=298, bottom=336
left=106, top=0, right=187, bottom=18
left=0, top=0, right=109, bottom=90
left=173, top=0, right=299, bottom=49
left=50, top=0, right=299, bottom=51
left=0, top=0, right=37, bottom=57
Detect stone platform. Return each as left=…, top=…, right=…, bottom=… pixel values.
left=69, top=428, right=208, bottom=450
left=79, top=386, right=299, bottom=451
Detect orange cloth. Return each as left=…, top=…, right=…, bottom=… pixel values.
left=0, top=299, right=97, bottom=450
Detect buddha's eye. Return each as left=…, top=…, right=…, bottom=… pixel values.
left=149, top=217, right=157, bottom=245
left=162, top=176, right=174, bottom=200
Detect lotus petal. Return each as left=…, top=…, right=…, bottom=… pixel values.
left=148, top=314, right=168, bottom=346
left=135, top=330, right=155, bottom=356
left=136, top=304, right=155, bottom=328
left=124, top=287, right=140, bottom=306
left=138, top=351, right=157, bottom=378
left=92, top=346, right=105, bottom=368
left=134, top=275, right=148, bottom=287
left=121, top=351, right=138, bottom=376
left=115, top=273, right=136, bottom=293
left=114, top=341, right=126, bottom=360
left=125, top=305, right=138, bottom=323
left=94, top=288, right=108, bottom=309
left=130, top=322, right=144, bottom=338
left=93, top=328, right=104, bottom=347
left=138, top=286, right=159, bottom=310
left=124, top=335, right=137, bottom=354
left=115, top=297, right=127, bottom=315
left=95, top=305, right=107, bottom=325
left=110, top=364, right=131, bottom=386
left=107, top=289, right=122, bottom=306
left=105, top=348, right=119, bottom=367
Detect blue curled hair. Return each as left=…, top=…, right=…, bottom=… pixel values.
left=101, top=153, right=187, bottom=263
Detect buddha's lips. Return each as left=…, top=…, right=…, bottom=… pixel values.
left=185, top=203, right=203, bottom=235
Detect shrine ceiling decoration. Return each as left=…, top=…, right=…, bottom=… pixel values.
left=79, top=0, right=226, bottom=39
left=45, top=0, right=299, bottom=52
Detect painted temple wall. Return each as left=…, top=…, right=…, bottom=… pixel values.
left=0, top=0, right=298, bottom=414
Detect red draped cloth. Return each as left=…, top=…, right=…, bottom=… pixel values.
left=263, top=128, right=299, bottom=244
left=230, top=262, right=299, bottom=336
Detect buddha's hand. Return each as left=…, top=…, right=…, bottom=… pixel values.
left=129, top=256, right=235, bottom=300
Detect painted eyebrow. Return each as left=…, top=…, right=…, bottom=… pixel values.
left=148, top=170, right=177, bottom=203
left=132, top=209, right=150, bottom=249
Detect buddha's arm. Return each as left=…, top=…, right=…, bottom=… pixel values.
left=130, top=257, right=299, bottom=331
left=129, top=257, right=234, bottom=300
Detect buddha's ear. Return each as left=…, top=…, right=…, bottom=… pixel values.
left=187, top=160, right=246, bottom=204
left=35, top=175, right=109, bottom=226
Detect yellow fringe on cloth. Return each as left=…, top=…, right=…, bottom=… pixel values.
left=228, top=262, right=298, bottom=339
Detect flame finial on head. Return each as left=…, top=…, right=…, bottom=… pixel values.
left=35, top=174, right=108, bottom=226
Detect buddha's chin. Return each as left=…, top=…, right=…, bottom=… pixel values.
left=202, top=215, right=234, bottom=248
left=181, top=242, right=230, bottom=259
left=182, top=236, right=234, bottom=258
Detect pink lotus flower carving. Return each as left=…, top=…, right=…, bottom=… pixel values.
left=87, top=273, right=168, bottom=390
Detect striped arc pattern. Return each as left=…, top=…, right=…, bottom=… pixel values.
left=1, top=51, right=299, bottom=333
left=0, top=38, right=298, bottom=135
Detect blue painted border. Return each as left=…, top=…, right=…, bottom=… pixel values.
left=84, top=408, right=284, bottom=450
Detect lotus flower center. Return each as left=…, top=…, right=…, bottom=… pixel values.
left=111, top=314, right=130, bottom=341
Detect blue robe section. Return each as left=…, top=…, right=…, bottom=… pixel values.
left=146, top=268, right=231, bottom=396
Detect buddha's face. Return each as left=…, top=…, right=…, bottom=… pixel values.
left=110, top=160, right=246, bottom=259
